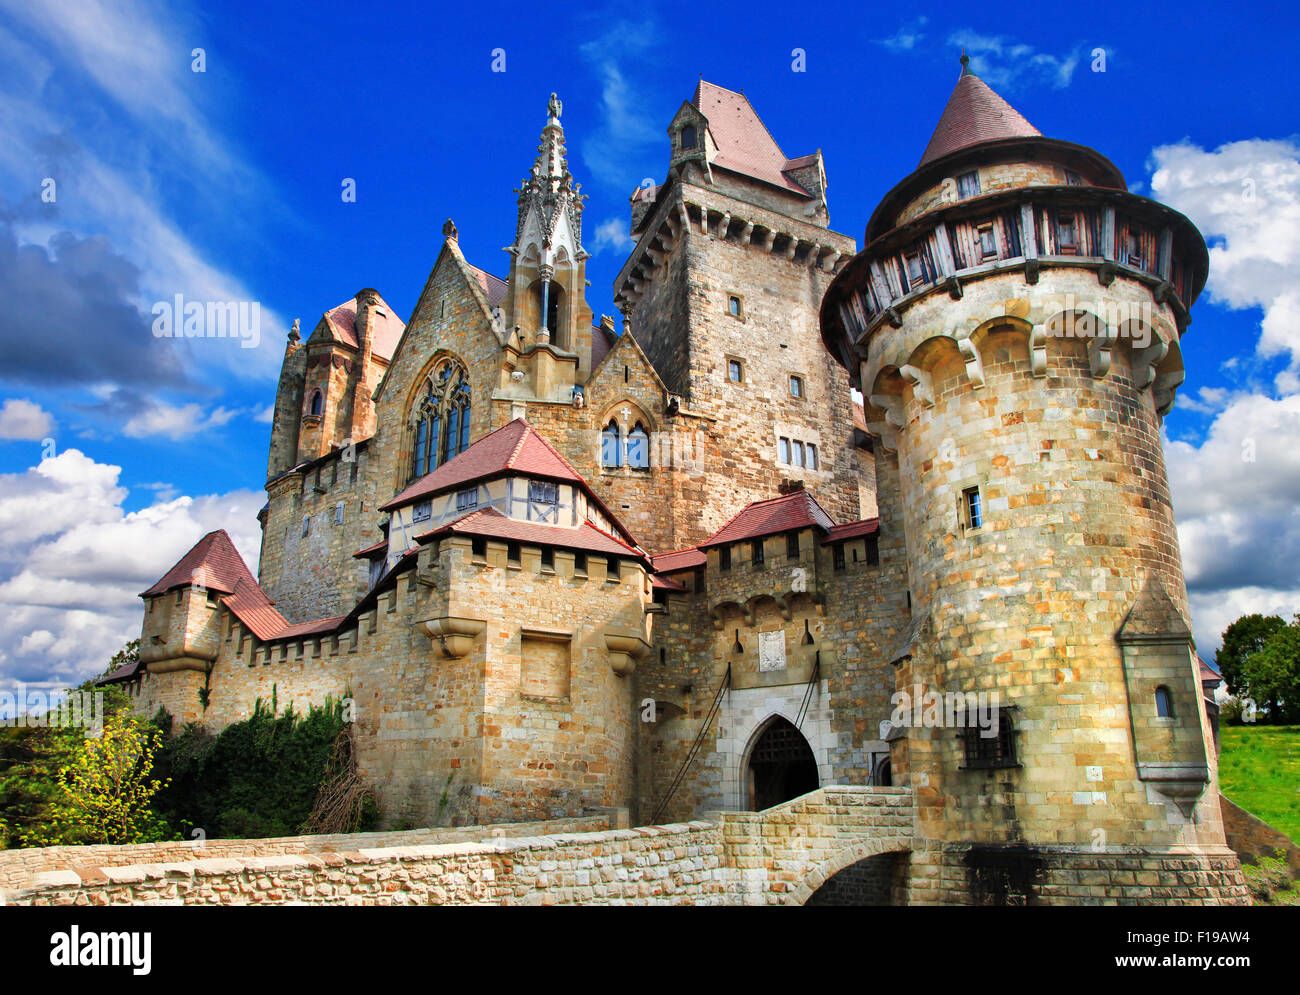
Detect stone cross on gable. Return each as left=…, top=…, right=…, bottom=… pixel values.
left=620, top=406, right=631, bottom=424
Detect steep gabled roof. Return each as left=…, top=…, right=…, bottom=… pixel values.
left=319, top=291, right=406, bottom=361
left=141, top=530, right=254, bottom=597
left=691, top=81, right=813, bottom=196
left=700, top=490, right=835, bottom=548
left=381, top=418, right=584, bottom=511
left=140, top=530, right=292, bottom=641
left=467, top=265, right=508, bottom=309
left=919, top=61, right=1041, bottom=167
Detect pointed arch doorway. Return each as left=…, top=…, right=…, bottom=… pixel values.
left=745, top=716, right=819, bottom=810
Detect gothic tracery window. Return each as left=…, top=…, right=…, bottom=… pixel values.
left=601, top=420, right=622, bottom=468
left=411, top=361, right=472, bottom=481
left=626, top=423, right=650, bottom=469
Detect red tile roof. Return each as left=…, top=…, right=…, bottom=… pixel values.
left=691, top=81, right=812, bottom=196
left=467, top=265, right=508, bottom=309
left=382, top=418, right=584, bottom=511
left=823, top=519, right=880, bottom=544
left=352, top=539, right=388, bottom=559
left=652, top=574, right=687, bottom=592
left=652, top=548, right=707, bottom=573
left=140, top=529, right=348, bottom=642
left=97, top=660, right=143, bottom=685
left=269, top=616, right=347, bottom=641
left=919, top=67, right=1040, bottom=167
left=701, top=491, right=835, bottom=548
left=590, top=320, right=618, bottom=372
left=1199, top=656, right=1222, bottom=685
left=323, top=291, right=405, bottom=360
left=415, top=508, right=646, bottom=562
left=141, top=530, right=254, bottom=597
left=852, top=400, right=868, bottom=432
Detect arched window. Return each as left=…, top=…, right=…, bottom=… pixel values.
left=308, top=389, right=323, bottom=416
left=626, top=422, right=650, bottom=468
left=410, top=361, right=471, bottom=481
left=680, top=125, right=697, bottom=150
left=1155, top=686, right=1174, bottom=718
left=601, top=420, right=622, bottom=468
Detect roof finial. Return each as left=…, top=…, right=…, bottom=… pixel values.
left=547, top=92, right=562, bottom=121
left=959, top=48, right=971, bottom=76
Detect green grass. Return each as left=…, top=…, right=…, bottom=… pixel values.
left=1219, top=724, right=1300, bottom=844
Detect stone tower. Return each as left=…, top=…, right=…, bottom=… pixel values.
left=819, top=57, right=1244, bottom=900
left=614, top=81, right=865, bottom=541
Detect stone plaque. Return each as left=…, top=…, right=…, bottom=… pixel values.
left=758, top=630, right=786, bottom=672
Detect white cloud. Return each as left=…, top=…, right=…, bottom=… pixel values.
left=1151, top=139, right=1300, bottom=385
left=0, top=448, right=263, bottom=685
left=0, top=397, right=54, bottom=439
left=578, top=20, right=663, bottom=191
left=589, top=217, right=633, bottom=256
left=122, top=402, right=239, bottom=440
left=0, top=7, right=288, bottom=387
left=1152, top=139, right=1300, bottom=657
left=945, top=30, right=1087, bottom=91
left=255, top=404, right=275, bottom=424
left=877, top=17, right=928, bottom=52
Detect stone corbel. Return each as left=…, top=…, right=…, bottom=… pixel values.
left=604, top=631, right=650, bottom=677
left=1130, top=339, right=1169, bottom=390
left=868, top=394, right=905, bottom=430
left=1138, top=762, right=1209, bottom=818
left=898, top=365, right=934, bottom=409
left=1153, top=369, right=1186, bottom=416
left=420, top=616, right=486, bottom=660
left=1088, top=326, right=1116, bottom=379
left=956, top=329, right=985, bottom=388
left=1028, top=323, right=1048, bottom=378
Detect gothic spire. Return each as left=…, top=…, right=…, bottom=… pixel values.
left=512, top=93, right=587, bottom=260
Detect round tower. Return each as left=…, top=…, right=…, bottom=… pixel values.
left=820, top=57, right=1247, bottom=903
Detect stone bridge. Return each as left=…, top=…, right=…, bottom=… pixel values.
left=2, top=786, right=915, bottom=906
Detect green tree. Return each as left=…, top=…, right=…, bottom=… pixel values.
left=1241, top=615, right=1300, bottom=724
left=25, top=708, right=172, bottom=846
left=1218, top=614, right=1286, bottom=700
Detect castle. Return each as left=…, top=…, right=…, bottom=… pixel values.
left=110, top=65, right=1249, bottom=903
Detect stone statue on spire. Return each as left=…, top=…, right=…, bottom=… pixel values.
left=548, top=92, right=562, bottom=120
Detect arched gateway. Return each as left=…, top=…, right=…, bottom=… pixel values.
left=745, top=716, right=819, bottom=810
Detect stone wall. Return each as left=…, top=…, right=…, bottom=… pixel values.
left=0, top=815, right=611, bottom=892
left=1220, top=793, right=1300, bottom=874
left=6, top=821, right=727, bottom=907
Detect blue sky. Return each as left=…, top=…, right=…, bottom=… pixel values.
left=1, top=0, right=1298, bottom=684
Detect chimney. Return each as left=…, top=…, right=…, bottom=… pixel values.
left=350, top=288, right=382, bottom=439
left=353, top=288, right=381, bottom=355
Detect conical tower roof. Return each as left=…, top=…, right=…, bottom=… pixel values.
left=918, top=54, right=1040, bottom=166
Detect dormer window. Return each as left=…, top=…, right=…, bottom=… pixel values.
left=680, top=125, right=697, bottom=150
